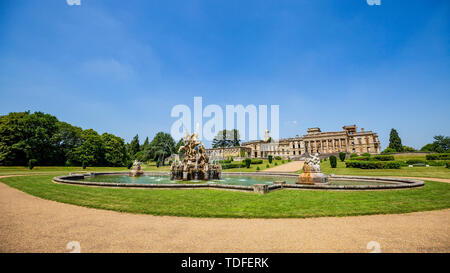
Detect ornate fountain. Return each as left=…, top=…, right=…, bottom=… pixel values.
left=297, top=152, right=329, bottom=184
left=129, top=160, right=144, bottom=177
left=170, top=133, right=222, bottom=181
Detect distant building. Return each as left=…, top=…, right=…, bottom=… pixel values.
left=240, top=125, right=381, bottom=159
left=204, top=146, right=252, bottom=160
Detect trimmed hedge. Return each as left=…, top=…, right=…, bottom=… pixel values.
left=405, top=159, right=425, bottom=165
left=426, top=160, right=450, bottom=166
left=218, top=159, right=232, bottom=164
left=275, top=156, right=282, bottom=160
left=221, top=162, right=245, bottom=169
left=346, top=160, right=402, bottom=169
left=251, top=159, right=263, bottom=164
left=426, top=153, right=450, bottom=160
left=373, top=155, right=395, bottom=161
left=353, top=156, right=370, bottom=161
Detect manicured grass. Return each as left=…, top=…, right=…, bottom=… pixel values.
left=317, top=161, right=450, bottom=179
left=1, top=174, right=449, bottom=218
left=0, top=164, right=169, bottom=176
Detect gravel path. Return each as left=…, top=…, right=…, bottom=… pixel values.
left=1, top=178, right=449, bottom=253
left=262, top=161, right=304, bottom=172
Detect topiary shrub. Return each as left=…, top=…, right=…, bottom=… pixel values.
left=244, top=158, right=252, bottom=168
left=268, top=155, right=273, bottom=164
left=274, top=162, right=278, bottom=166
left=329, top=155, right=337, bottom=168
left=350, top=153, right=358, bottom=158
left=256, top=166, right=260, bottom=171
left=28, top=159, right=37, bottom=170
left=82, top=161, right=87, bottom=170
left=275, top=156, right=282, bottom=160
left=266, top=164, right=270, bottom=168
left=446, top=162, right=450, bottom=169
left=339, top=152, right=346, bottom=162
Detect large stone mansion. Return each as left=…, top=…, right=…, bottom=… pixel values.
left=205, top=125, right=381, bottom=160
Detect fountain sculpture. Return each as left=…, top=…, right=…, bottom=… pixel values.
left=129, top=160, right=144, bottom=177
left=297, top=152, right=329, bottom=184
left=170, top=133, right=222, bottom=181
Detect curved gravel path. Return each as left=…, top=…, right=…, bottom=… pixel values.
left=1, top=177, right=449, bottom=253
left=262, top=161, right=304, bottom=172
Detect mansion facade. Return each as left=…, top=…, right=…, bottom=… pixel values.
left=242, top=125, right=380, bottom=159
left=205, top=125, right=381, bottom=160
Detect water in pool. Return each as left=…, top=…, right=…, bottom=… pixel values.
left=82, top=175, right=396, bottom=186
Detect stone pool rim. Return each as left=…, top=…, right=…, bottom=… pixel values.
left=53, top=172, right=425, bottom=194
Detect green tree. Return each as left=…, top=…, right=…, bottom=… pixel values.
left=102, top=133, right=127, bottom=166
left=175, top=138, right=184, bottom=155
left=149, top=132, right=176, bottom=166
left=402, top=146, right=417, bottom=152
left=420, top=143, right=435, bottom=152
left=71, top=129, right=105, bottom=166
left=431, top=135, right=449, bottom=153
left=419, top=135, right=449, bottom=153
left=0, top=112, right=29, bottom=165
left=141, top=137, right=150, bottom=151
left=388, top=129, right=403, bottom=152
left=1, top=112, right=60, bottom=166
left=268, top=155, right=273, bottom=164
left=212, top=129, right=240, bottom=148
left=130, top=134, right=140, bottom=157
left=53, top=122, right=83, bottom=165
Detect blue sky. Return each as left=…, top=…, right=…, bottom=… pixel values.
left=0, top=0, right=449, bottom=149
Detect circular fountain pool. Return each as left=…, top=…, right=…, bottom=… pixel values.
left=53, top=172, right=424, bottom=193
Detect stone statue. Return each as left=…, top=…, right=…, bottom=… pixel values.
left=170, top=133, right=221, bottom=181
left=298, top=152, right=329, bottom=184
left=129, top=160, right=144, bottom=177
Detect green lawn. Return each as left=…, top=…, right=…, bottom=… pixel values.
left=1, top=158, right=449, bottom=218
left=0, top=172, right=449, bottom=218
left=317, top=161, right=450, bottom=179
